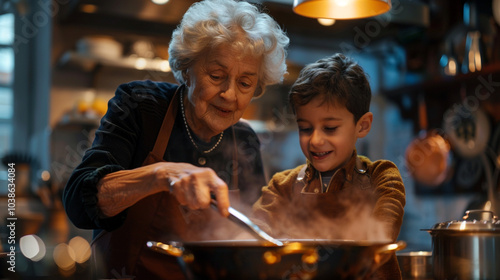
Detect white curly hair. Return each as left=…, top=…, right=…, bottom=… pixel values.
left=168, top=0, right=289, bottom=97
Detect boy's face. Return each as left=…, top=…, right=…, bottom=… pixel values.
left=296, top=96, right=369, bottom=173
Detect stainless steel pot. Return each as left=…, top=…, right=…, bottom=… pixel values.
left=148, top=239, right=406, bottom=280
left=423, top=210, right=500, bottom=280
left=396, top=251, right=432, bottom=280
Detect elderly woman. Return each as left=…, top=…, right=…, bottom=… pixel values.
left=62, top=0, right=289, bottom=278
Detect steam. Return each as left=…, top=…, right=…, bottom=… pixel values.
left=279, top=203, right=390, bottom=241
left=262, top=188, right=393, bottom=242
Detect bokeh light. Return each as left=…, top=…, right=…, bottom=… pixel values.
left=317, top=18, right=336, bottom=26
left=151, top=0, right=169, bottom=4
left=53, top=243, right=76, bottom=271
left=68, top=236, right=91, bottom=263
left=20, top=234, right=46, bottom=261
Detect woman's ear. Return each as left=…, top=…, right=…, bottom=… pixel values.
left=356, top=112, right=373, bottom=138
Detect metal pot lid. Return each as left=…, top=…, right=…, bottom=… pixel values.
left=430, top=210, right=500, bottom=231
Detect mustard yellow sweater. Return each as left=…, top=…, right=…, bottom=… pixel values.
left=252, top=151, right=406, bottom=279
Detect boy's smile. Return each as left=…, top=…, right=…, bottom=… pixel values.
left=296, top=96, right=370, bottom=173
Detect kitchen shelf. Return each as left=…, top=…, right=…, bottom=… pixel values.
left=382, top=63, right=500, bottom=98
left=381, top=62, right=500, bottom=122
left=58, top=51, right=171, bottom=73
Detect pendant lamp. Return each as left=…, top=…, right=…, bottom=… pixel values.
left=293, top=0, right=391, bottom=20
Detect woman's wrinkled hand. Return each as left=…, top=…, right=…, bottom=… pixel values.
left=156, top=162, right=230, bottom=217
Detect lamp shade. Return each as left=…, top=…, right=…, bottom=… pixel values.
left=293, top=0, right=391, bottom=20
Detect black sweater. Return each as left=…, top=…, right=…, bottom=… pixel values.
left=62, top=80, right=266, bottom=235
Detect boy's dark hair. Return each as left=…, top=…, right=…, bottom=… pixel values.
left=288, top=53, right=371, bottom=123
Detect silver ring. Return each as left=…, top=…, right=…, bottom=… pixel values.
left=168, top=178, right=176, bottom=193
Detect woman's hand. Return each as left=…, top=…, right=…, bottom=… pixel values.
left=96, top=162, right=230, bottom=218
left=165, top=163, right=230, bottom=217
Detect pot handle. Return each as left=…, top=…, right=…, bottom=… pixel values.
left=376, top=240, right=407, bottom=255
left=263, top=242, right=318, bottom=265
left=147, top=241, right=184, bottom=257
left=463, top=209, right=496, bottom=221
left=374, top=240, right=407, bottom=266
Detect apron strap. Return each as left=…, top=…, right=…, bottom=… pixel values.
left=150, top=85, right=182, bottom=160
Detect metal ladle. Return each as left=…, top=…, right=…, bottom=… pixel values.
left=210, top=199, right=283, bottom=246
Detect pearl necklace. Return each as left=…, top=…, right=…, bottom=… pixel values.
left=180, top=90, right=224, bottom=154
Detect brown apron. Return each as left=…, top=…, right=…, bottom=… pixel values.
left=91, top=88, right=240, bottom=279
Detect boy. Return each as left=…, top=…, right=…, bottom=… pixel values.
left=252, top=53, right=406, bottom=279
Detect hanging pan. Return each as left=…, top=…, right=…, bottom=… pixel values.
left=405, top=94, right=451, bottom=187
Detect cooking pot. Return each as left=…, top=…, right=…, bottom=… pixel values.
left=396, top=251, right=433, bottom=280
left=423, top=209, right=500, bottom=280
left=148, top=239, right=406, bottom=280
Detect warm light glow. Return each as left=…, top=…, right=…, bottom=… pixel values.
left=160, top=60, right=171, bottom=72
left=53, top=243, right=76, bottom=271
left=469, top=52, right=475, bottom=72
left=302, top=252, right=319, bottom=264
left=80, top=4, right=97, bottom=13
left=151, top=0, right=169, bottom=4
left=263, top=251, right=280, bottom=264
left=474, top=52, right=482, bottom=71
left=68, top=236, right=91, bottom=264
left=41, top=170, right=50, bottom=181
left=447, top=60, right=457, bottom=75
left=440, top=54, right=457, bottom=76
left=20, top=235, right=46, bottom=262
left=465, top=31, right=482, bottom=72
left=317, top=18, right=336, bottom=26
left=387, top=243, right=399, bottom=250
left=293, top=0, right=391, bottom=20
left=484, top=201, right=492, bottom=211
left=335, top=0, right=349, bottom=7
left=283, top=242, right=303, bottom=253
left=135, top=58, right=147, bottom=70
left=460, top=221, right=467, bottom=230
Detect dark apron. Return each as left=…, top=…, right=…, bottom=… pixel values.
left=91, top=89, right=240, bottom=279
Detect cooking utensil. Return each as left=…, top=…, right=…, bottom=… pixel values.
left=210, top=199, right=283, bottom=246
left=405, top=94, right=451, bottom=187
left=396, top=251, right=433, bottom=280
left=443, top=105, right=490, bottom=158
left=460, top=2, right=485, bottom=74
left=440, top=39, right=458, bottom=76
left=462, top=30, right=484, bottom=73
left=147, top=239, right=406, bottom=280
left=422, top=209, right=500, bottom=280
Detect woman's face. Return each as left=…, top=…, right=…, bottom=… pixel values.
left=185, top=44, right=262, bottom=141
left=296, top=96, right=359, bottom=173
